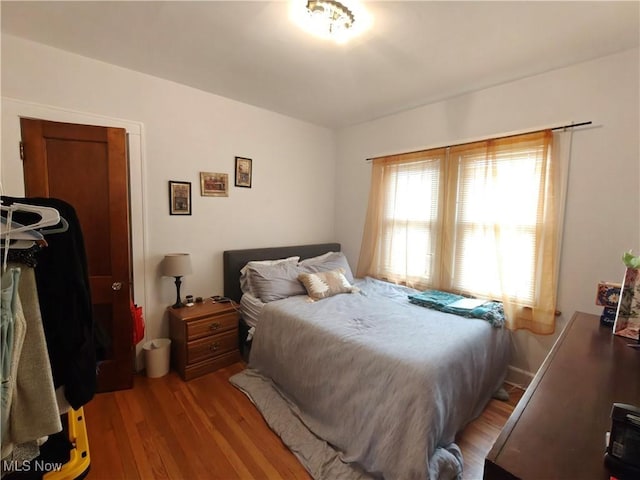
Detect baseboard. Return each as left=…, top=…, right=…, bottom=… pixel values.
left=506, top=365, right=535, bottom=389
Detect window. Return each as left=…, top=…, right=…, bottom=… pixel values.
left=378, top=153, right=444, bottom=286
left=358, top=131, right=560, bottom=333
left=450, top=137, right=550, bottom=306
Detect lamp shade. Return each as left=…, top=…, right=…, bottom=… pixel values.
left=162, top=253, right=192, bottom=277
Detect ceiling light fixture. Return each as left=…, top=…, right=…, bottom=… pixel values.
left=291, top=0, right=371, bottom=43
left=306, top=0, right=355, bottom=35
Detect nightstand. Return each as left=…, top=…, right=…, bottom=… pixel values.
left=168, top=300, right=241, bottom=380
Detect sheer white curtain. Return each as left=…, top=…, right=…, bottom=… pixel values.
left=357, top=149, right=446, bottom=289
left=358, top=130, right=570, bottom=334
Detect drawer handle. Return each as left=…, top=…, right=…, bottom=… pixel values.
left=209, top=342, right=220, bottom=352
left=209, top=322, right=221, bottom=331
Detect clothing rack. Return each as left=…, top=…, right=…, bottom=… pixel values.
left=1, top=197, right=93, bottom=480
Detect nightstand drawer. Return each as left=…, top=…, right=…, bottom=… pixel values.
left=187, top=311, right=238, bottom=340
left=187, top=329, right=238, bottom=364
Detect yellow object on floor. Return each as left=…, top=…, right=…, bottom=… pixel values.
left=44, top=407, right=90, bottom=480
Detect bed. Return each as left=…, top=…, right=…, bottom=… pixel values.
left=224, top=243, right=511, bottom=480
left=223, top=243, right=342, bottom=353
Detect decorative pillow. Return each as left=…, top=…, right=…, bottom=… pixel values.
left=298, top=268, right=359, bottom=301
left=300, top=251, right=355, bottom=283
left=240, top=256, right=300, bottom=295
left=247, top=261, right=307, bottom=303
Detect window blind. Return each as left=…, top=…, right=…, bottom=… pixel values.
left=378, top=153, right=443, bottom=286
left=449, top=139, right=548, bottom=304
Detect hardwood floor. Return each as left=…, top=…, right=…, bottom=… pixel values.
left=84, top=363, right=523, bottom=480
left=455, top=383, right=524, bottom=479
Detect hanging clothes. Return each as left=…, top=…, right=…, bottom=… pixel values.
left=2, top=244, right=44, bottom=269
left=2, top=197, right=98, bottom=410
left=1, top=267, right=25, bottom=457
left=9, top=265, right=62, bottom=445
left=1, top=265, right=61, bottom=461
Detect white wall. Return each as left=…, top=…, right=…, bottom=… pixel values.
left=335, top=48, right=640, bottom=378
left=1, top=34, right=337, bottom=367
left=3, top=32, right=638, bottom=379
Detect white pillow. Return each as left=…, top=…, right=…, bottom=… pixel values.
left=300, top=251, right=355, bottom=283
left=247, top=261, right=307, bottom=302
left=240, top=256, right=300, bottom=296
left=299, top=251, right=335, bottom=266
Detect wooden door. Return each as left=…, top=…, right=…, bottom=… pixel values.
left=20, top=118, right=133, bottom=392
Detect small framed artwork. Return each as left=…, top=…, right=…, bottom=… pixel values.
left=200, top=172, right=229, bottom=197
left=168, top=181, right=192, bottom=215
left=235, top=157, right=252, bottom=188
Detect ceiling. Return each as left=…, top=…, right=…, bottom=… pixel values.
left=1, top=1, right=638, bottom=128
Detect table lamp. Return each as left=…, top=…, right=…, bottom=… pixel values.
left=162, top=253, right=193, bottom=308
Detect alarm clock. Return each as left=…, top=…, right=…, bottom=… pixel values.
left=604, top=403, right=640, bottom=479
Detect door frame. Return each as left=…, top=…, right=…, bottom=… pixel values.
left=1, top=97, right=148, bottom=369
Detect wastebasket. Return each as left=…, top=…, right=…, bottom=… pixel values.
left=143, top=338, right=171, bottom=378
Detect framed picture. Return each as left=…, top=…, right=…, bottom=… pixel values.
left=235, top=157, right=252, bottom=188
left=169, top=181, right=191, bottom=215
left=200, top=172, right=229, bottom=197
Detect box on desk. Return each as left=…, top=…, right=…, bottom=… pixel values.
left=596, top=281, right=622, bottom=328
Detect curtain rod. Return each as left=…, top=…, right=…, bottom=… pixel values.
left=365, top=121, right=592, bottom=162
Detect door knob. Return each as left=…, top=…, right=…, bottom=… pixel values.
left=112, top=282, right=122, bottom=291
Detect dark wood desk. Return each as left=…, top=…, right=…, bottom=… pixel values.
left=484, top=311, right=640, bottom=479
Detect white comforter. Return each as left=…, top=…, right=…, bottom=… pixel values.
left=246, top=277, right=511, bottom=479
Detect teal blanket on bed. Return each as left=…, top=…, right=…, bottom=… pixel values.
left=408, top=290, right=505, bottom=327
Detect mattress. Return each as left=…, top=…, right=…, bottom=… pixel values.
left=240, top=293, right=265, bottom=329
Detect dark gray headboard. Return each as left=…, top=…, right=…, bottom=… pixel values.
left=223, top=243, right=341, bottom=303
